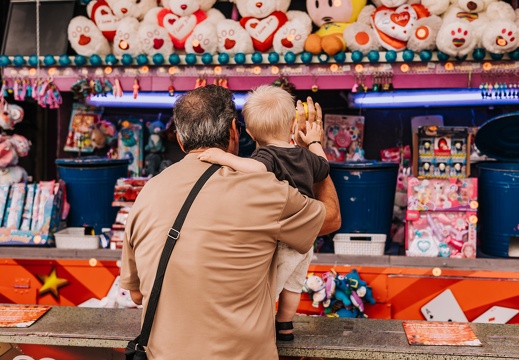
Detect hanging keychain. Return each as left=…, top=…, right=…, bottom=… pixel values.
left=133, top=78, right=140, bottom=99
left=113, top=78, right=123, bottom=98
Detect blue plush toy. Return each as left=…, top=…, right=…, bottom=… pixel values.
left=329, top=269, right=376, bottom=318
left=145, top=119, right=165, bottom=153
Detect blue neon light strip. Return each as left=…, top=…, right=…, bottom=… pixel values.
left=86, top=91, right=249, bottom=109
left=348, top=88, right=519, bottom=108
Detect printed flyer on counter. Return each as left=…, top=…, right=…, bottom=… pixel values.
left=403, top=321, right=482, bottom=346
left=0, top=305, right=51, bottom=327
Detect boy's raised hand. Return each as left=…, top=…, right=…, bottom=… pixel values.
left=299, top=121, right=323, bottom=147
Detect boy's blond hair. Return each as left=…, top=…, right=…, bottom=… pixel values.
left=242, top=85, right=295, bottom=145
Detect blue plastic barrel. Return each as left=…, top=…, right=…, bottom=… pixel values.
left=56, top=157, right=130, bottom=234
left=330, top=161, right=399, bottom=249
left=477, top=162, right=519, bottom=257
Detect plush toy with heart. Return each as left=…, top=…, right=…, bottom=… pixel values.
left=87, top=0, right=121, bottom=43
left=113, top=17, right=143, bottom=56
left=216, top=0, right=311, bottom=55
left=143, top=0, right=223, bottom=53
left=370, top=0, right=432, bottom=51
left=68, top=15, right=112, bottom=56
left=304, top=0, right=367, bottom=56
left=435, top=0, right=517, bottom=57
left=344, top=0, right=446, bottom=54
left=139, top=21, right=174, bottom=57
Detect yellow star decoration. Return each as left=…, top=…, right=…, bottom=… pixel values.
left=37, top=267, right=69, bottom=299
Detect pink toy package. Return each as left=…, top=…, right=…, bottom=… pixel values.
left=323, top=114, right=364, bottom=163
left=407, top=177, right=478, bottom=212
left=406, top=211, right=477, bottom=258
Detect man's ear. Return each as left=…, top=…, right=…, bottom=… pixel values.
left=176, top=133, right=186, bottom=153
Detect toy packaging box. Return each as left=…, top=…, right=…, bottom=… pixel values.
left=407, top=177, right=478, bottom=212
left=324, top=114, right=365, bottom=163
left=406, top=210, right=477, bottom=258
left=0, top=180, right=65, bottom=246
left=64, top=103, right=103, bottom=153
left=413, top=126, right=471, bottom=178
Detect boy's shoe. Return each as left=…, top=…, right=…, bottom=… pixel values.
left=275, top=321, right=294, bottom=341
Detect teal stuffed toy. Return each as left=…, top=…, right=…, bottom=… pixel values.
left=145, top=119, right=165, bottom=153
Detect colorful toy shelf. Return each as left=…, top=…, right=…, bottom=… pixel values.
left=2, top=52, right=519, bottom=92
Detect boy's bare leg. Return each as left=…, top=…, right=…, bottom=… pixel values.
left=276, top=289, right=301, bottom=334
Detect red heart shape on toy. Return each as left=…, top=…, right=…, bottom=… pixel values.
left=224, top=38, right=236, bottom=49
left=281, top=37, right=293, bottom=48
left=372, top=4, right=419, bottom=47
left=79, top=34, right=91, bottom=46
left=153, top=38, right=164, bottom=49
left=101, top=9, right=108, bottom=15
left=240, top=11, right=288, bottom=52
left=390, top=11, right=410, bottom=27
left=168, top=18, right=176, bottom=25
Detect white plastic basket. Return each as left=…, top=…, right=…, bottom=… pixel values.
left=333, top=233, right=386, bottom=256
left=54, top=227, right=100, bottom=249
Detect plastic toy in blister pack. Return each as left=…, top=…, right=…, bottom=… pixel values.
left=324, top=114, right=365, bottom=163
left=407, top=177, right=478, bottom=212
left=406, top=211, right=477, bottom=258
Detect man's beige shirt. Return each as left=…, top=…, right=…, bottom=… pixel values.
left=121, top=153, right=325, bottom=360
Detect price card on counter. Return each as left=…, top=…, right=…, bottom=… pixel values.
left=403, top=321, right=482, bottom=346
left=0, top=304, right=51, bottom=327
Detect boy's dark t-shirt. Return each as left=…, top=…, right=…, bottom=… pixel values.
left=251, top=146, right=329, bottom=198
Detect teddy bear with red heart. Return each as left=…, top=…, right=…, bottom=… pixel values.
left=215, top=0, right=311, bottom=55
left=143, top=0, right=224, bottom=54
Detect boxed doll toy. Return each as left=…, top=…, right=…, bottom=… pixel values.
left=324, top=114, right=365, bottom=163
left=406, top=210, right=477, bottom=258
left=407, top=177, right=478, bottom=212
left=413, top=126, right=471, bottom=178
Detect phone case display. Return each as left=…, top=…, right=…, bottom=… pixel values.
left=118, top=118, right=144, bottom=177
left=324, top=115, right=365, bottom=163
left=407, top=177, right=479, bottom=212
left=64, top=104, right=103, bottom=153
left=413, top=126, right=471, bottom=178
left=0, top=180, right=65, bottom=246
left=406, top=211, right=478, bottom=258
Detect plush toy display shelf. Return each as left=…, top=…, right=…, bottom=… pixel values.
left=2, top=55, right=518, bottom=93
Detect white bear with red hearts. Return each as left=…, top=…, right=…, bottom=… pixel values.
left=143, top=0, right=224, bottom=54
left=368, top=0, right=436, bottom=52
left=344, top=0, right=446, bottom=54
left=435, top=0, right=518, bottom=57
left=216, top=0, right=312, bottom=55
left=87, top=0, right=121, bottom=43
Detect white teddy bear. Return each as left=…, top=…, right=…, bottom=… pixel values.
left=139, top=21, right=175, bottom=57
left=437, top=0, right=518, bottom=57
left=344, top=0, right=445, bottom=54
left=68, top=16, right=112, bottom=56
left=480, top=1, right=519, bottom=54
left=217, top=0, right=312, bottom=55
left=144, top=0, right=224, bottom=54
left=113, top=17, right=143, bottom=56
left=86, top=0, right=121, bottom=43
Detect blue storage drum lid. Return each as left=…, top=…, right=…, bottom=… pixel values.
left=56, top=156, right=131, bottom=167
left=330, top=160, right=399, bottom=170
left=475, top=113, right=519, bottom=162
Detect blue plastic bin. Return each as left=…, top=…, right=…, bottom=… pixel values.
left=330, top=161, right=399, bottom=249
left=56, top=157, right=130, bottom=234
left=475, top=113, right=519, bottom=258
left=477, top=162, right=519, bottom=257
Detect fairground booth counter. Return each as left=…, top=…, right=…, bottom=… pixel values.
left=0, top=0, right=519, bottom=359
